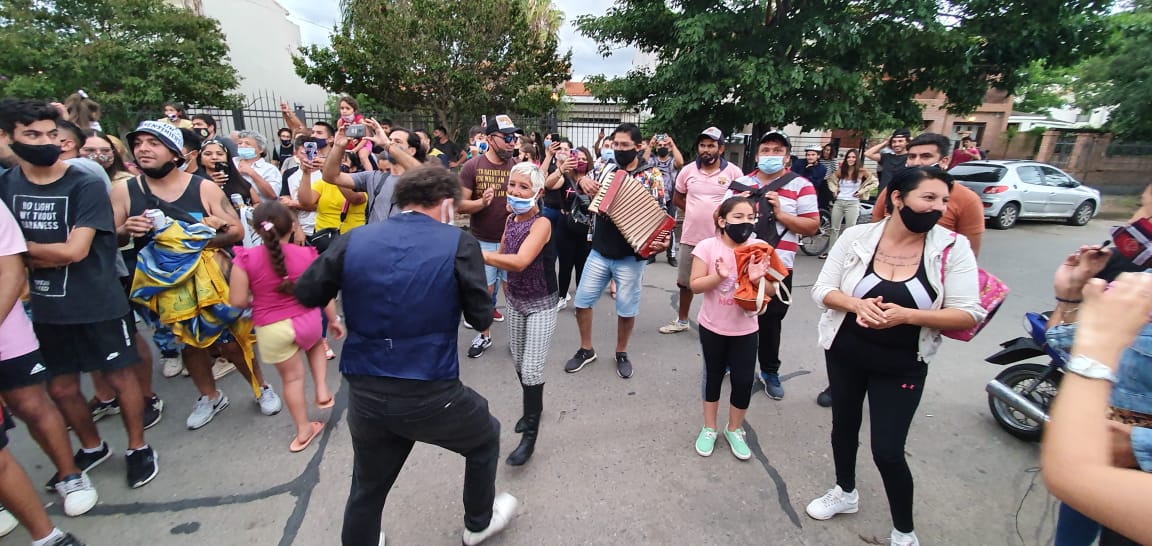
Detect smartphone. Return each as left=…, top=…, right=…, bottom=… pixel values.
left=214, top=161, right=229, bottom=173
left=549, top=133, right=560, bottom=143
left=657, top=133, right=667, bottom=142
left=303, top=141, right=318, bottom=161
left=346, top=124, right=366, bottom=138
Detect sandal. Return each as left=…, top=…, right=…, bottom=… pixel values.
left=316, top=396, right=335, bottom=409
left=289, top=421, right=325, bottom=453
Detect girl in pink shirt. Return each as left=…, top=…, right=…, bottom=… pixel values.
left=689, top=197, right=769, bottom=461
left=229, top=202, right=344, bottom=453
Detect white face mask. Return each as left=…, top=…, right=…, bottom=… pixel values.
left=440, top=198, right=455, bottom=224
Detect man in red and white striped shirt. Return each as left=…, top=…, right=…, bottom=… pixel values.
left=726, top=131, right=819, bottom=400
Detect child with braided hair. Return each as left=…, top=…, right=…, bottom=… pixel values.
left=229, top=201, right=345, bottom=453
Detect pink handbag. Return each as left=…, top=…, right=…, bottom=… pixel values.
left=940, top=239, right=1009, bottom=341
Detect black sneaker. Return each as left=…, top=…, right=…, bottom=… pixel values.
left=667, top=256, right=678, bottom=267
left=615, top=352, right=633, bottom=379
left=88, top=397, right=120, bottom=422
left=126, top=446, right=158, bottom=489
left=46, top=442, right=111, bottom=491
left=564, top=348, right=597, bottom=373
left=467, top=334, right=492, bottom=358
left=816, top=386, right=833, bottom=408
left=647, top=255, right=656, bottom=264
left=48, top=533, right=86, bottom=546
left=143, top=395, right=164, bottom=430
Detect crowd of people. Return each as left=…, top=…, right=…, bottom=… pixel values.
left=0, top=89, right=1145, bottom=546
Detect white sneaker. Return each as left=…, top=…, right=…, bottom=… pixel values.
left=55, top=472, right=98, bottom=516
left=658, top=319, right=690, bottom=334
left=161, top=355, right=184, bottom=378
left=0, top=507, right=15, bottom=537
left=805, top=485, right=859, bottom=520
left=557, top=294, right=571, bottom=311
left=258, top=385, right=283, bottom=416
left=186, top=391, right=229, bottom=430
left=891, top=529, right=920, bottom=546
left=212, top=357, right=237, bottom=380
left=462, top=492, right=518, bottom=545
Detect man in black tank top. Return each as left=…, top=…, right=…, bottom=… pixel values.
left=111, top=121, right=280, bottom=431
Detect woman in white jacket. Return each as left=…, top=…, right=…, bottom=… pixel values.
left=805, top=167, right=986, bottom=546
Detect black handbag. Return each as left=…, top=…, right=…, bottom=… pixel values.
left=307, top=200, right=349, bottom=253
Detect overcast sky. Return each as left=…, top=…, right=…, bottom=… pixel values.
left=279, top=0, right=636, bottom=81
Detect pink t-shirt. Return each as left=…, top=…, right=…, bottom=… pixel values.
left=0, top=202, right=38, bottom=360
left=691, top=236, right=759, bottom=336
left=675, top=160, right=745, bottom=246
left=233, top=243, right=319, bottom=326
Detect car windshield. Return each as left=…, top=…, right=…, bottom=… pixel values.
left=949, top=164, right=1007, bottom=182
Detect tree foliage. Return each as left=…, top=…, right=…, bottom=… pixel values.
left=1075, top=0, right=1152, bottom=139
left=0, top=0, right=241, bottom=130
left=1013, top=60, right=1078, bottom=114
left=294, top=0, right=572, bottom=139
left=576, top=0, right=1113, bottom=138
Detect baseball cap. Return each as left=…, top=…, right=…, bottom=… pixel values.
left=127, top=120, right=184, bottom=157
left=484, top=114, right=523, bottom=135
left=804, top=144, right=822, bottom=153
left=758, top=131, right=792, bottom=151
left=697, top=127, right=724, bottom=143
left=891, top=128, right=912, bottom=139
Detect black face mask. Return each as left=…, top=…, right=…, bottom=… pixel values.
left=724, top=222, right=755, bottom=243
left=656, top=147, right=670, bottom=158
left=280, top=139, right=292, bottom=148
left=140, top=160, right=178, bottom=180
left=9, top=142, right=61, bottom=167
left=614, top=149, right=638, bottom=168
left=195, top=128, right=211, bottom=139
left=898, top=203, right=943, bottom=234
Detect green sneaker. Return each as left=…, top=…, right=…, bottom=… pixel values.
left=694, top=427, right=717, bottom=457
left=724, top=426, right=752, bottom=460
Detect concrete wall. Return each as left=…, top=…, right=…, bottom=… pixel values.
left=1036, top=131, right=1152, bottom=193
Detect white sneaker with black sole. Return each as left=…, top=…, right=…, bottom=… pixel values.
left=462, top=492, right=518, bottom=545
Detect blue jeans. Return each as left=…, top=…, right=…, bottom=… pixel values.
left=478, top=240, right=505, bottom=305
left=573, top=249, right=645, bottom=317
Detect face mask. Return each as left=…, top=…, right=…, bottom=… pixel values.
left=698, top=153, right=717, bottom=166
left=897, top=201, right=943, bottom=234
left=476, top=140, right=489, bottom=154
left=280, top=139, right=292, bottom=148
left=576, top=160, right=588, bottom=173
left=440, top=198, right=455, bottom=224
left=166, top=113, right=178, bottom=121
left=656, top=147, right=670, bottom=158
left=543, top=138, right=553, bottom=149
left=140, top=160, right=178, bottom=179
left=723, top=222, right=755, bottom=244
left=757, top=155, right=785, bottom=173
left=237, top=147, right=257, bottom=160
left=508, top=195, right=536, bottom=215
left=600, top=148, right=614, bottom=161
left=614, top=149, right=638, bottom=168
left=342, top=115, right=355, bottom=123
left=9, top=142, right=61, bottom=167
left=88, top=152, right=112, bottom=166
left=195, top=128, right=211, bottom=139
left=315, top=138, right=328, bottom=149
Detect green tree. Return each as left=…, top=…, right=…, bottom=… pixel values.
left=0, top=0, right=241, bottom=131
left=576, top=0, right=1112, bottom=140
left=294, top=0, right=572, bottom=139
left=1075, top=0, right=1152, bottom=139
left=1013, top=60, right=1078, bottom=114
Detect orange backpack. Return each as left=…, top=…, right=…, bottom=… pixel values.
left=733, top=242, right=791, bottom=315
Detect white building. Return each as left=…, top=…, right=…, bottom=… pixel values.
left=1007, top=106, right=1112, bottom=132
left=169, top=0, right=329, bottom=109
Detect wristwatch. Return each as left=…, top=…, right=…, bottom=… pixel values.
left=1066, top=354, right=1118, bottom=383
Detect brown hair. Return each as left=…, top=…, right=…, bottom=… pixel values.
left=251, top=201, right=298, bottom=294
left=338, top=95, right=359, bottom=113
left=65, top=92, right=101, bottom=126
left=838, top=149, right=864, bottom=183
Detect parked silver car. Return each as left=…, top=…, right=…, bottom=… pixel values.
left=949, top=160, right=1101, bottom=230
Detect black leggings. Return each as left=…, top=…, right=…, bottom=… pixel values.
left=826, top=348, right=927, bottom=533
left=700, top=326, right=758, bottom=410
left=757, top=272, right=793, bottom=375
left=555, top=219, right=591, bottom=296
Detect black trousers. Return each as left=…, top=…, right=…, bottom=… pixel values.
left=554, top=217, right=592, bottom=297
left=341, top=377, right=501, bottom=545
left=699, top=326, right=758, bottom=409
left=756, top=272, right=793, bottom=376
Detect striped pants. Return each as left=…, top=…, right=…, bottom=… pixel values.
left=506, top=305, right=556, bottom=386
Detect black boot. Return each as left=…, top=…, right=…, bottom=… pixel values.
left=506, top=383, right=543, bottom=466
left=514, top=371, right=527, bottom=433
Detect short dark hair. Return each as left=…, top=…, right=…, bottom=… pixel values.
left=885, top=167, right=955, bottom=213
left=277, top=127, right=292, bottom=137
left=191, top=113, right=217, bottom=129
left=179, top=128, right=203, bottom=153
left=907, top=132, right=951, bottom=159
left=293, top=135, right=319, bottom=150
left=612, top=122, right=642, bottom=145
left=394, top=165, right=461, bottom=208
left=0, top=99, right=60, bottom=135
left=56, top=119, right=86, bottom=149
left=467, top=126, right=483, bottom=139
left=378, top=118, right=393, bottom=127
left=960, top=136, right=972, bottom=143
left=434, top=125, right=448, bottom=135
left=313, top=121, right=335, bottom=138
left=390, top=127, right=427, bottom=163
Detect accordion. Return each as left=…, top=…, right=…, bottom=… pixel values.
left=590, top=167, right=676, bottom=258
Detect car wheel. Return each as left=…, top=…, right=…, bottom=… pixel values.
left=994, top=202, right=1019, bottom=230
left=1068, top=201, right=1095, bottom=226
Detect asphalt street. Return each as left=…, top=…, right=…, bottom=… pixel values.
left=0, top=218, right=1116, bottom=546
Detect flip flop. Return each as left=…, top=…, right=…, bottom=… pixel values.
left=315, top=397, right=335, bottom=410
left=289, top=421, right=325, bottom=453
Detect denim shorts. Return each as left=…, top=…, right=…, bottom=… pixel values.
left=573, top=249, right=645, bottom=317
left=479, top=240, right=508, bottom=288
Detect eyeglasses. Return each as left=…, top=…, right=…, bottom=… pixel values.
left=490, top=133, right=518, bottom=144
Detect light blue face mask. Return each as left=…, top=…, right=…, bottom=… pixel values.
left=507, top=194, right=536, bottom=214
left=600, top=148, right=614, bottom=162
left=757, top=155, right=785, bottom=173
left=237, top=147, right=258, bottom=160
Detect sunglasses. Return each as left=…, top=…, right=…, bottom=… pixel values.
left=490, top=133, right=518, bottom=144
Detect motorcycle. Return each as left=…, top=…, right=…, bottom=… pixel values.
left=800, top=201, right=874, bottom=256
left=984, top=311, right=1063, bottom=442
